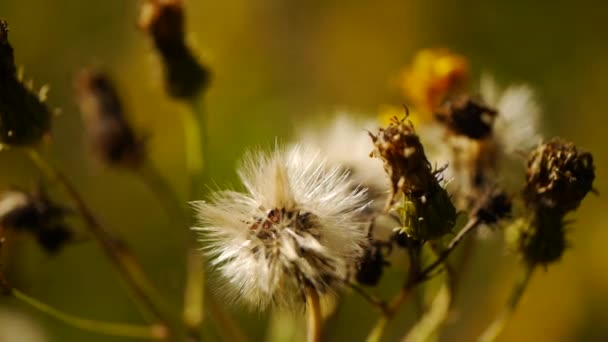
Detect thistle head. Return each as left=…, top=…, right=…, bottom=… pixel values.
left=524, top=138, right=595, bottom=213
left=74, top=69, right=145, bottom=168
left=193, top=146, right=369, bottom=310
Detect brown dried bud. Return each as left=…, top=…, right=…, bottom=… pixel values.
left=435, top=95, right=497, bottom=140
left=0, top=187, right=72, bottom=253
left=476, top=190, right=512, bottom=224
left=370, top=116, right=457, bottom=240
left=524, top=138, right=595, bottom=213
left=0, top=20, right=52, bottom=147
left=139, top=0, right=210, bottom=99
left=370, top=116, right=435, bottom=201
left=74, top=69, right=145, bottom=168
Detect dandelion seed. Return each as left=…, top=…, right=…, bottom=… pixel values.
left=192, top=146, right=369, bottom=310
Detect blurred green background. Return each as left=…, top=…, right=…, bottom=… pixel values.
left=1, top=0, right=607, bottom=341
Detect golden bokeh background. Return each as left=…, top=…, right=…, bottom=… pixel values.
left=1, top=0, right=607, bottom=341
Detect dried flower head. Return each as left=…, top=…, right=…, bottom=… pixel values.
left=370, top=116, right=456, bottom=240
left=139, top=0, right=210, bottom=99
left=435, top=95, right=498, bottom=140
left=0, top=187, right=72, bottom=253
left=0, top=20, right=51, bottom=147
left=524, top=138, right=595, bottom=212
left=400, top=49, right=469, bottom=114
left=508, top=139, right=595, bottom=265
left=192, top=146, right=369, bottom=310
left=74, top=69, right=145, bottom=168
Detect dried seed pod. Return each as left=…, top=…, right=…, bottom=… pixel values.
left=476, top=190, right=512, bottom=225
left=139, top=0, right=210, bottom=99
left=435, top=95, right=498, bottom=140
left=524, top=138, right=595, bottom=212
left=0, top=20, right=52, bottom=147
left=74, top=69, right=145, bottom=168
left=0, top=187, right=72, bottom=254
left=370, top=116, right=456, bottom=240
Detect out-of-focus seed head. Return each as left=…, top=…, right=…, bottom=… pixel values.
left=435, top=95, right=498, bottom=140
left=476, top=190, right=512, bottom=224
left=74, top=69, right=145, bottom=168
left=524, top=138, right=595, bottom=213
left=0, top=187, right=72, bottom=254
left=400, top=49, right=469, bottom=114
left=139, top=0, right=210, bottom=99
left=0, top=20, right=52, bottom=147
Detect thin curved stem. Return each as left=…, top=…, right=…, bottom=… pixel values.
left=306, top=287, right=323, bottom=342
left=25, top=148, right=176, bottom=338
left=478, top=264, right=535, bottom=342
left=4, top=283, right=166, bottom=339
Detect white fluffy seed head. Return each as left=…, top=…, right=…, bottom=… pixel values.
left=192, top=145, right=370, bottom=311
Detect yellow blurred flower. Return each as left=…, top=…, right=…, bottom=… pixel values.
left=399, top=48, right=469, bottom=117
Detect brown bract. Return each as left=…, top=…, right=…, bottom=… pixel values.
left=138, top=0, right=210, bottom=99
left=369, top=116, right=434, bottom=205
left=435, top=95, right=497, bottom=140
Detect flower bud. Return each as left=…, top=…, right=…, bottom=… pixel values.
left=370, top=116, right=456, bottom=240
left=435, top=95, right=498, bottom=140
left=507, top=212, right=566, bottom=265
left=74, top=69, right=145, bottom=168
left=0, top=187, right=72, bottom=253
left=0, top=20, right=52, bottom=147
left=524, top=138, right=595, bottom=213
left=139, top=0, right=210, bottom=99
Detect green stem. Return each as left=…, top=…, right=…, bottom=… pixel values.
left=478, top=264, right=535, bottom=342
left=4, top=283, right=166, bottom=339
left=25, top=148, right=176, bottom=338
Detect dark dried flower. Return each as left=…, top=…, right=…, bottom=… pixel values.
left=74, top=69, right=145, bottom=168
left=0, top=20, right=52, bottom=147
left=139, top=0, right=210, bottom=99
left=0, top=187, right=72, bottom=253
left=476, top=190, right=512, bottom=224
left=524, top=138, right=595, bottom=212
left=369, top=116, right=435, bottom=202
left=370, top=116, right=457, bottom=240
left=435, top=95, right=498, bottom=140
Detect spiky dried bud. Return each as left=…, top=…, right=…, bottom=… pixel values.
left=435, top=95, right=498, bottom=140
left=0, top=20, right=51, bottom=147
left=193, top=146, right=369, bottom=310
left=74, top=69, right=145, bottom=168
left=370, top=116, right=456, bottom=240
left=524, top=138, right=595, bottom=213
left=139, top=0, right=210, bottom=99
left=369, top=116, right=435, bottom=200
left=0, top=187, right=72, bottom=253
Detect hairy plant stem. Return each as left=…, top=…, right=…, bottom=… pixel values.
left=0, top=277, right=166, bottom=339
left=306, top=287, right=323, bottom=342
left=25, top=148, right=177, bottom=339
left=478, top=263, right=535, bottom=342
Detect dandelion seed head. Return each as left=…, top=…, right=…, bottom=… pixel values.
left=193, top=146, right=369, bottom=310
